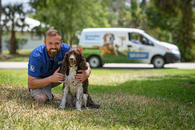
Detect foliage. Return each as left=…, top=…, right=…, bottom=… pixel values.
left=2, top=4, right=29, bottom=54
left=0, top=69, right=194, bottom=129
left=149, top=0, right=194, bottom=61
left=29, top=0, right=110, bottom=45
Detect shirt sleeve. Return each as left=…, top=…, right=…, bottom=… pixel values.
left=28, top=53, right=42, bottom=78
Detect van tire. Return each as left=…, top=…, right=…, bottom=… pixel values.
left=87, top=56, right=102, bottom=68
left=152, top=56, right=165, bottom=68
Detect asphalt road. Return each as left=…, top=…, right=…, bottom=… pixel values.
left=0, top=62, right=194, bottom=69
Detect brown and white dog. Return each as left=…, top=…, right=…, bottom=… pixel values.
left=59, top=49, right=88, bottom=110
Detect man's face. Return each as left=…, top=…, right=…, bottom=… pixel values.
left=44, top=35, right=62, bottom=58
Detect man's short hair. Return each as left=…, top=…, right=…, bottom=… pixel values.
left=45, top=29, right=61, bottom=39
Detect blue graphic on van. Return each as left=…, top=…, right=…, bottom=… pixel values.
left=85, top=35, right=100, bottom=41
left=128, top=52, right=149, bottom=59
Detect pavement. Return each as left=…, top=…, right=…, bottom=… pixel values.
left=0, top=62, right=195, bottom=69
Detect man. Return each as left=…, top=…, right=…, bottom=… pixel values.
left=28, top=29, right=100, bottom=108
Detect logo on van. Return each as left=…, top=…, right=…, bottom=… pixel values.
left=128, top=52, right=149, bottom=59
left=85, top=35, right=100, bottom=41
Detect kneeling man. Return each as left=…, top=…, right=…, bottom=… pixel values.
left=28, top=29, right=100, bottom=109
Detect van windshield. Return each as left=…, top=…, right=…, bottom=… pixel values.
left=143, top=32, right=159, bottom=42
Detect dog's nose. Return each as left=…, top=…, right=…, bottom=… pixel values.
left=70, top=58, right=74, bottom=61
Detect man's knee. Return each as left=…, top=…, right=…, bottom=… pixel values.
left=34, top=93, right=48, bottom=104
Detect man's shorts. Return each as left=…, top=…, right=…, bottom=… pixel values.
left=29, top=83, right=60, bottom=100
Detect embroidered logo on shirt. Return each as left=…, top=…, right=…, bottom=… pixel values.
left=30, top=65, right=35, bottom=72
left=58, top=61, right=62, bottom=65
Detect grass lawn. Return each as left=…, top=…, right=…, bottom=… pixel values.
left=0, top=69, right=194, bottom=129
left=0, top=50, right=32, bottom=62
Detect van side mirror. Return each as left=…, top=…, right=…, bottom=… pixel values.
left=127, top=45, right=132, bottom=48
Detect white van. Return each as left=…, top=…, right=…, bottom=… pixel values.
left=79, top=28, right=181, bottom=68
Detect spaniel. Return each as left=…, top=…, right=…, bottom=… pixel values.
left=59, top=49, right=89, bottom=110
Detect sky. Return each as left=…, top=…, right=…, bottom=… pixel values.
left=2, top=0, right=30, bottom=5
left=2, top=0, right=31, bottom=11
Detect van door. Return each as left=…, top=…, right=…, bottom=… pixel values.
left=127, top=32, right=154, bottom=63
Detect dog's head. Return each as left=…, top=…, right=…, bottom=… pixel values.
left=103, top=33, right=115, bottom=45
left=60, top=48, right=87, bottom=74
left=67, top=49, right=81, bottom=67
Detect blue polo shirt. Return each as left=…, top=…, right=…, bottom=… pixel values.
left=28, top=43, right=71, bottom=78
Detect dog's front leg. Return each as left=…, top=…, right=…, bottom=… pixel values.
left=83, top=94, right=88, bottom=110
left=76, top=86, right=83, bottom=111
left=59, top=86, right=68, bottom=109
left=67, top=93, right=73, bottom=107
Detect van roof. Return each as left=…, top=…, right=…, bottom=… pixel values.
left=82, top=28, right=144, bottom=33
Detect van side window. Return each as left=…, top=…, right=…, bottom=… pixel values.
left=128, top=32, right=131, bottom=41
left=129, top=32, right=154, bottom=46
left=129, top=33, right=142, bottom=44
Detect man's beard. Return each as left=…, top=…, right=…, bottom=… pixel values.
left=47, top=48, right=60, bottom=58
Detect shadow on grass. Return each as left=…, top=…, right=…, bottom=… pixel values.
left=100, top=67, right=177, bottom=70
left=0, top=86, right=31, bottom=104
left=88, top=74, right=195, bottom=105
left=0, top=74, right=195, bottom=129
left=52, top=74, right=195, bottom=105
left=0, top=86, right=60, bottom=108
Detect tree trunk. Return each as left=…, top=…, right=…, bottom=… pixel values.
left=0, top=0, right=2, bottom=54
left=10, top=30, right=16, bottom=54
left=179, top=0, right=193, bottom=61
left=141, top=0, right=146, bottom=30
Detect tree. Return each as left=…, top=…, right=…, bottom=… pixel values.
left=140, top=0, right=146, bottom=29
left=175, top=0, right=193, bottom=61
left=152, top=0, right=194, bottom=61
left=2, top=4, right=28, bottom=54
left=30, top=0, right=110, bottom=45
left=0, top=0, right=2, bottom=54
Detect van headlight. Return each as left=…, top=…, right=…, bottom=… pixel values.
left=167, top=47, right=180, bottom=55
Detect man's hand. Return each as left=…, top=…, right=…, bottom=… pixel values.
left=50, top=67, right=65, bottom=83
left=75, top=70, right=89, bottom=83
left=75, top=63, right=91, bottom=83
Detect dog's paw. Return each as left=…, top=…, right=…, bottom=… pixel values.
left=58, top=104, right=66, bottom=109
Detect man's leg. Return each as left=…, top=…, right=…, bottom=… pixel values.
left=33, top=93, right=48, bottom=104
left=29, top=83, right=58, bottom=104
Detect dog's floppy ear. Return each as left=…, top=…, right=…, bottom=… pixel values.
left=78, top=52, right=88, bottom=70
left=59, top=52, right=69, bottom=74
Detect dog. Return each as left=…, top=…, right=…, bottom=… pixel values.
left=59, top=48, right=89, bottom=110
left=101, top=33, right=118, bottom=56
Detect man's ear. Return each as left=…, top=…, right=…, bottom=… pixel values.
left=44, top=40, right=46, bottom=45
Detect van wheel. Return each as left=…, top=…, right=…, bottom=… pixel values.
left=152, top=56, right=165, bottom=68
left=88, top=56, right=101, bottom=68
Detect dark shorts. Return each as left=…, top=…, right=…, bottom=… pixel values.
left=29, top=83, right=60, bottom=100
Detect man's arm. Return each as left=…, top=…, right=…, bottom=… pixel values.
left=28, top=67, right=64, bottom=89
left=75, top=63, right=91, bottom=83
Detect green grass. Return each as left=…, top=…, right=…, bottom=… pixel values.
left=0, top=49, right=32, bottom=62
left=0, top=69, right=195, bottom=129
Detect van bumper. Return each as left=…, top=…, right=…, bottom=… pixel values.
left=164, top=52, right=181, bottom=63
